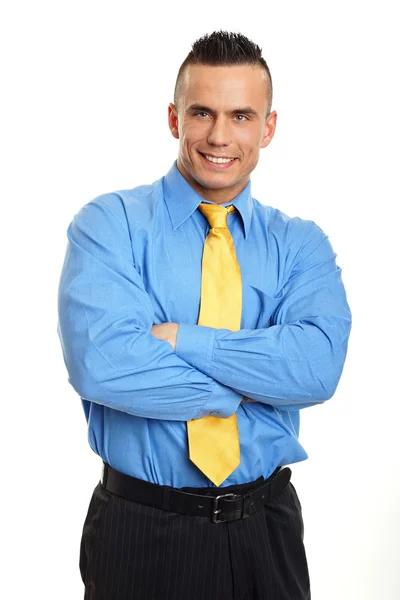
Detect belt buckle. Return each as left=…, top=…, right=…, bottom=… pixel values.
left=212, top=493, right=238, bottom=523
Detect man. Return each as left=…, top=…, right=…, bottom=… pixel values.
left=57, top=31, right=352, bottom=600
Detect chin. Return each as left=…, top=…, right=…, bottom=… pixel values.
left=195, top=174, right=238, bottom=190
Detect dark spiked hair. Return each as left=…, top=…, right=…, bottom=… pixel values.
left=174, top=31, right=273, bottom=115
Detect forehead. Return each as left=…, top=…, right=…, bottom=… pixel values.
left=180, top=64, right=269, bottom=112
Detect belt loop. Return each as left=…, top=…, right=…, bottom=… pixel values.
left=265, top=467, right=278, bottom=502
left=162, top=485, right=171, bottom=511
left=102, top=462, right=108, bottom=487
left=266, top=480, right=271, bottom=503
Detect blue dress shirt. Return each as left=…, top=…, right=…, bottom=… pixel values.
left=57, top=161, right=352, bottom=487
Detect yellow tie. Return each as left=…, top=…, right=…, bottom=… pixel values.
left=187, top=202, right=242, bottom=486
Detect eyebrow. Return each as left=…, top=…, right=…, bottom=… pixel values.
left=186, top=104, right=258, bottom=117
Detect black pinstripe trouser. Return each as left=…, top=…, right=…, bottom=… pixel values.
left=79, top=472, right=311, bottom=600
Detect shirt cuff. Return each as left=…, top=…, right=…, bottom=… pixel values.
left=176, top=323, right=241, bottom=419
left=194, top=379, right=242, bottom=419
left=175, top=323, right=216, bottom=369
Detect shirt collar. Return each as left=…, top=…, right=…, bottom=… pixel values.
left=163, top=161, right=253, bottom=239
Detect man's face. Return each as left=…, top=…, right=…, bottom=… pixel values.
left=168, top=63, right=277, bottom=204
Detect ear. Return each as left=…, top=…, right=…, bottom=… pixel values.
left=168, top=103, right=179, bottom=139
left=260, top=110, right=277, bottom=149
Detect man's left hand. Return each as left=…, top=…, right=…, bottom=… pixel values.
left=150, top=323, right=179, bottom=352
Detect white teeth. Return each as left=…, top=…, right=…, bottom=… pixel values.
left=204, top=154, right=235, bottom=164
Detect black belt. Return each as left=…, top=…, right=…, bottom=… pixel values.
left=101, top=462, right=292, bottom=524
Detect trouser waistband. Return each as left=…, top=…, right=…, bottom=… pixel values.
left=101, top=462, right=292, bottom=524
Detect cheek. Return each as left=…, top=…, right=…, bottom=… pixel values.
left=237, top=127, right=264, bottom=152
left=181, top=120, right=209, bottom=144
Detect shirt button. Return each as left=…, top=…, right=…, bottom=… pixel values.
left=210, top=411, right=219, bottom=416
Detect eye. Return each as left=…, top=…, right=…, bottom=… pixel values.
left=234, top=114, right=248, bottom=122
left=195, top=111, right=210, bottom=118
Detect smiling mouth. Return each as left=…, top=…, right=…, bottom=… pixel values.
left=199, top=152, right=238, bottom=164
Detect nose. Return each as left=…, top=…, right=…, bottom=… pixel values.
left=207, top=116, right=232, bottom=147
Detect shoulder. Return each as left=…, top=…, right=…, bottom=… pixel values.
left=252, top=197, right=327, bottom=248
left=80, top=176, right=164, bottom=225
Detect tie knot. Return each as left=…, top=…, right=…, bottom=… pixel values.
left=198, top=203, right=236, bottom=229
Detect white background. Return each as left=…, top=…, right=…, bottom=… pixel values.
left=1, top=1, right=399, bottom=598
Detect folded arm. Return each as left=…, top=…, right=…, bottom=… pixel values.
left=175, top=221, right=352, bottom=410
left=57, top=196, right=242, bottom=421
